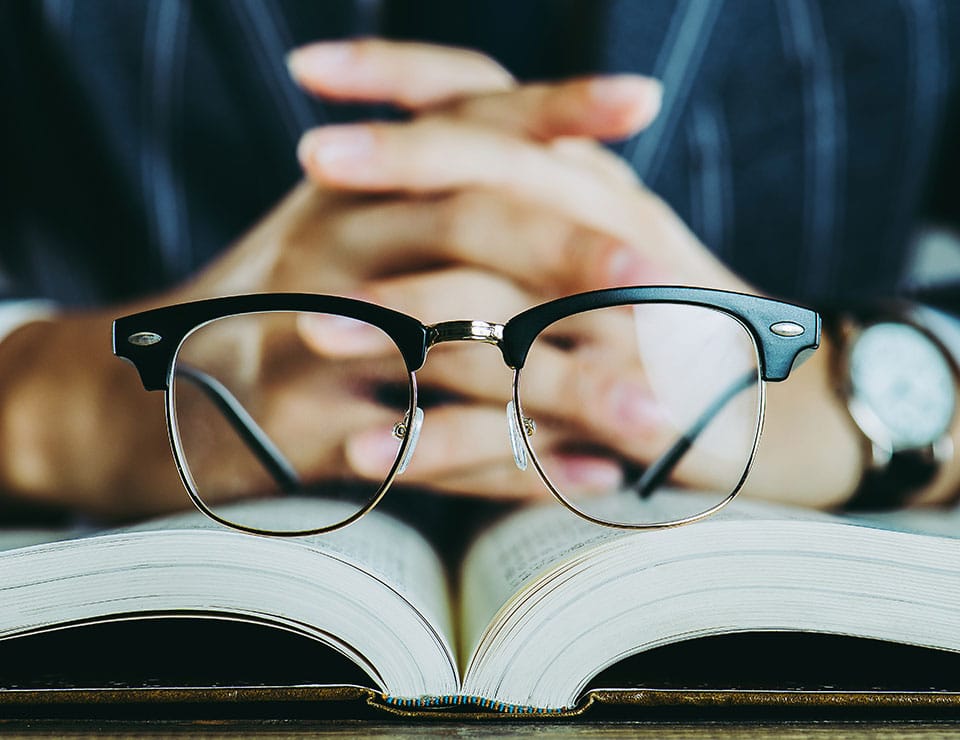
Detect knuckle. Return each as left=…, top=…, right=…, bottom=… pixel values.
left=545, top=352, right=596, bottom=423
left=437, top=191, right=490, bottom=254
left=536, top=222, right=581, bottom=291
left=364, top=121, right=392, bottom=146
left=323, top=209, right=355, bottom=249
left=539, top=223, right=596, bottom=291
left=507, top=140, right=541, bottom=180
left=587, top=232, right=629, bottom=287
left=566, top=357, right=626, bottom=439
left=571, top=359, right=601, bottom=420
left=409, top=115, right=450, bottom=138
left=557, top=224, right=589, bottom=275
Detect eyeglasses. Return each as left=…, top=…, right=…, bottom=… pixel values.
left=113, top=287, right=819, bottom=536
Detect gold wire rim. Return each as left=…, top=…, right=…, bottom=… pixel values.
left=165, top=317, right=419, bottom=537
left=163, top=308, right=769, bottom=535
left=510, top=309, right=767, bottom=531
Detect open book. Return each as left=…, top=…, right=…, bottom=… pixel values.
left=2, top=493, right=960, bottom=715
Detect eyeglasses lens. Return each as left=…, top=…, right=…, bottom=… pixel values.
left=170, top=311, right=413, bottom=533
left=518, top=302, right=762, bottom=526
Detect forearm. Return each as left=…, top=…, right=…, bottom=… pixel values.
left=0, top=310, right=182, bottom=520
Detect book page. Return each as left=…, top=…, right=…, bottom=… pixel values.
left=851, top=506, right=960, bottom=538
left=0, top=499, right=459, bottom=699
left=460, top=495, right=960, bottom=708
left=459, top=502, right=622, bottom=658
left=460, top=491, right=818, bottom=656
left=127, top=499, right=453, bottom=636
left=0, top=529, right=74, bottom=553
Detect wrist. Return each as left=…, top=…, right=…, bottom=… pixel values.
left=0, top=311, right=180, bottom=519
left=742, top=331, right=864, bottom=508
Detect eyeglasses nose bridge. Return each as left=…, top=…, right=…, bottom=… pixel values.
left=424, top=320, right=531, bottom=470
left=426, top=320, right=505, bottom=353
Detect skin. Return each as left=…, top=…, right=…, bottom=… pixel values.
left=286, top=39, right=870, bottom=509
left=1, top=39, right=956, bottom=522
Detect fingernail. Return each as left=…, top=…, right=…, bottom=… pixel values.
left=607, top=247, right=660, bottom=286
left=588, top=75, right=645, bottom=104
left=286, top=42, right=353, bottom=81
left=558, top=456, right=623, bottom=492
left=298, top=312, right=389, bottom=355
left=644, top=79, right=663, bottom=119
left=607, top=382, right=665, bottom=431
left=347, top=427, right=402, bottom=476
left=297, top=125, right=375, bottom=178
left=589, top=76, right=662, bottom=127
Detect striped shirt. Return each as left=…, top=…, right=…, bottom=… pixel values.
left=0, top=0, right=958, bottom=310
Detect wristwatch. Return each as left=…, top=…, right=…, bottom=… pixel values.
left=834, top=314, right=957, bottom=509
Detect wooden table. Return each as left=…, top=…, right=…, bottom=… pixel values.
left=5, top=720, right=960, bottom=738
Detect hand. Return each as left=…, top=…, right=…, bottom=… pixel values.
left=289, top=40, right=738, bottom=295
left=163, top=43, right=676, bottom=505
left=281, top=41, right=728, bottom=500
left=288, top=40, right=869, bottom=509
left=0, top=41, right=671, bottom=518
left=0, top=40, right=865, bottom=520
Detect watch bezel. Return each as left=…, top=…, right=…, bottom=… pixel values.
left=841, top=317, right=957, bottom=463
left=831, top=307, right=959, bottom=509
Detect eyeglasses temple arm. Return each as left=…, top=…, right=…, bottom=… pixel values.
left=173, top=365, right=302, bottom=495
left=629, top=370, right=757, bottom=498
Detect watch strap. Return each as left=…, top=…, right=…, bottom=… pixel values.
left=843, top=447, right=939, bottom=510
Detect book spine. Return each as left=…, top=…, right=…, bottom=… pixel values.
left=380, top=694, right=567, bottom=714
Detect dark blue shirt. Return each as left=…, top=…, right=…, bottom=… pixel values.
left=1, top=0, right=958, bottom=309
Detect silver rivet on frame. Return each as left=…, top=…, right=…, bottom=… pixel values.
left=127, top=331, right=163, bottom=347
left=769, top=321, right=805, bottom=338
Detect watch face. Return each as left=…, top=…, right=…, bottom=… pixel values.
left=849, top=322, right=956, bottom=449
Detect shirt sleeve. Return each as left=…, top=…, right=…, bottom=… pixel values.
left=0, top=300, right=58, bottom=346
